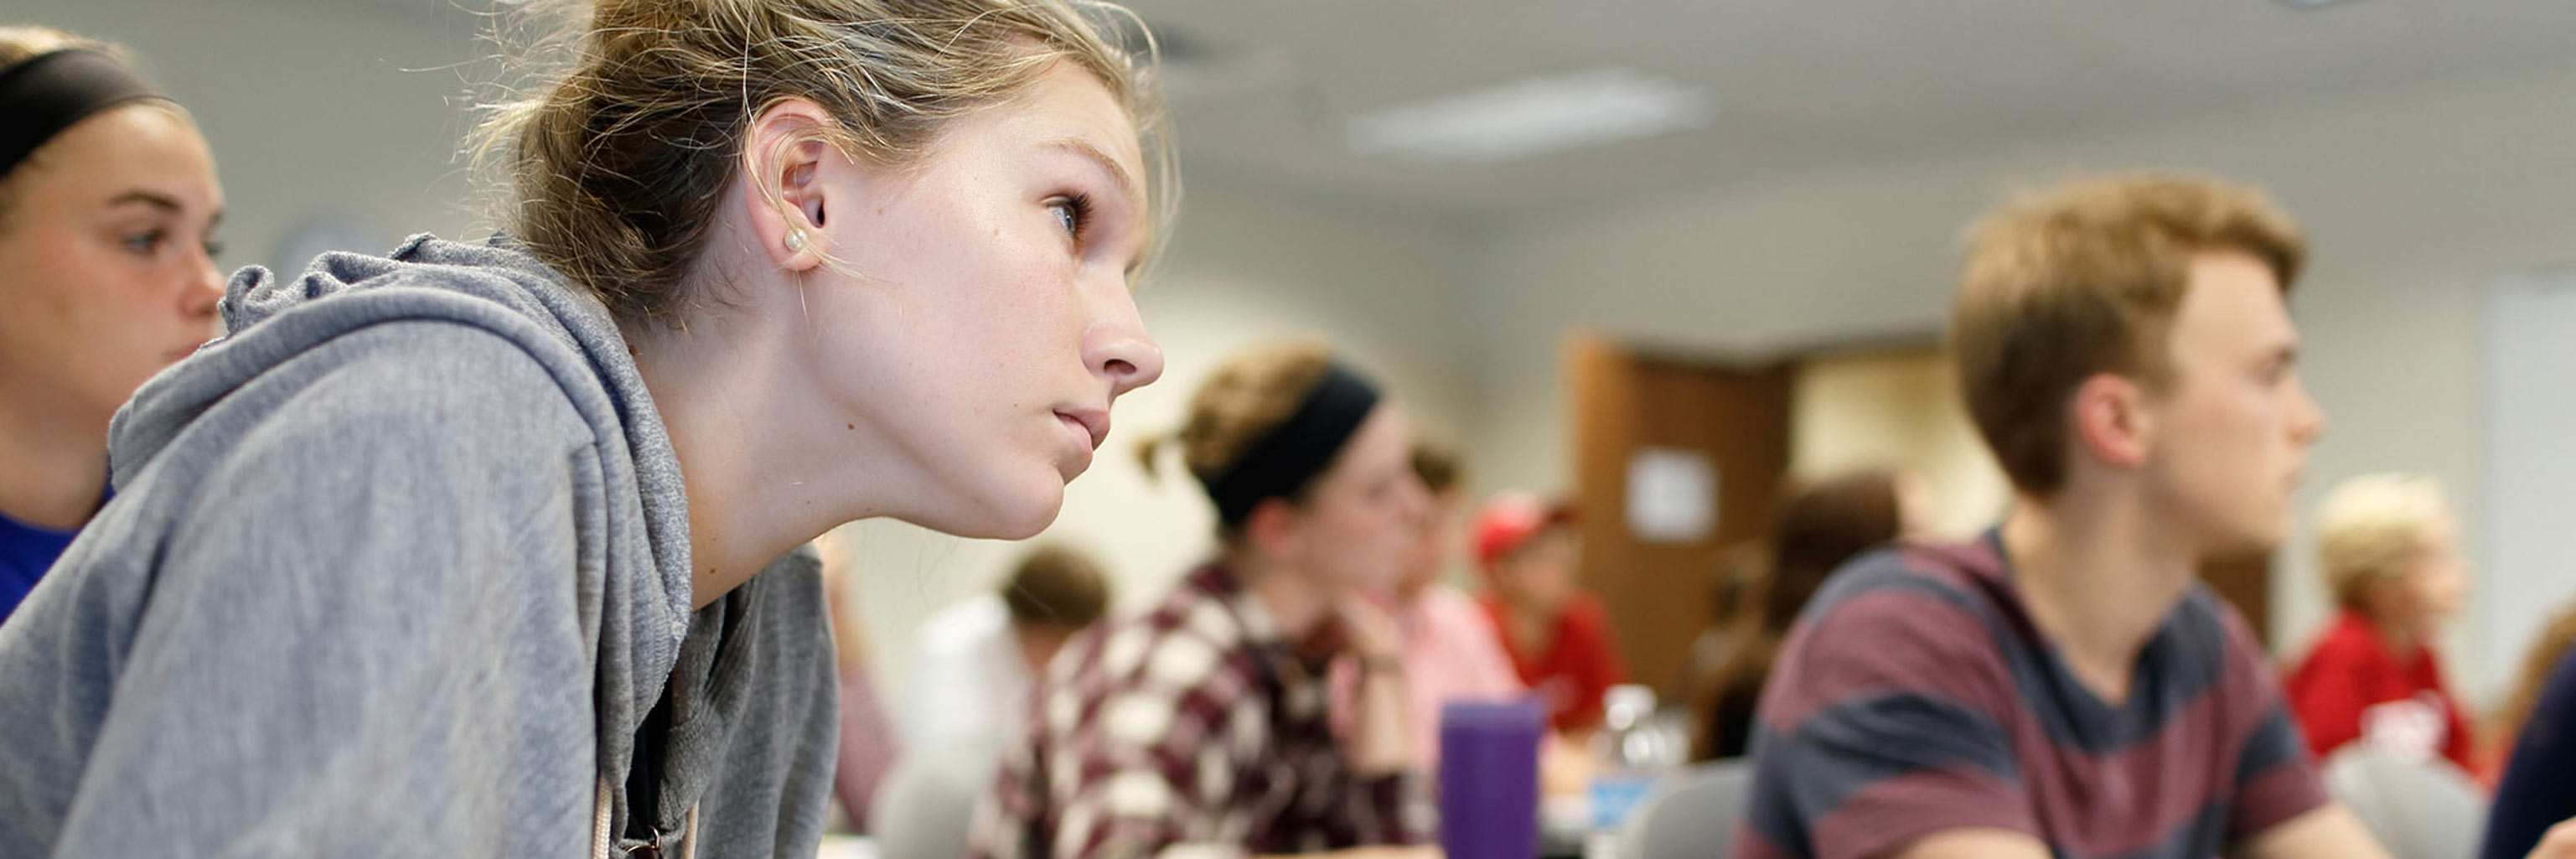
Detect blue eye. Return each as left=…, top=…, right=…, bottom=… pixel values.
left=1047, top=194, right=1091, bottom=239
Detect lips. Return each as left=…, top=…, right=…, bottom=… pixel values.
left=1057, top=409, right=1110, bottom=452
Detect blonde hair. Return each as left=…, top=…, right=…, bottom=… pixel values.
left=472, top=0, right=1172, bottom=326
left=0, top=25, right=81, bottom=65
left=1133, top=339, right=1335, bottom=515
left=1951, top=172, right=2306, bottom=496
left=2314, top=473, right=2449, bottom=610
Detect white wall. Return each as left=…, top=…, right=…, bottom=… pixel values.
left=1475, top=60, right=2576, bottom=702
left=2478, top=270, right=2576, bottom=712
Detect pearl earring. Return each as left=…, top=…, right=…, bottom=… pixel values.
left=784, top=230, right=807, bottom=252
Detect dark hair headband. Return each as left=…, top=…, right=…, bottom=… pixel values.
left=0, top=48, right=168, bottom=179
left=1204, top=363, right=1383, bottom=526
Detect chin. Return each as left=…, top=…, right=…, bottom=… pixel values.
left=964, top=481, right=1068, bottom=541
left=2213, top=519, right=2289, bottom=560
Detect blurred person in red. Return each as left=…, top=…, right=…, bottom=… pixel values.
left=2284, top=473, right=2474, bottom=772
left=1476, top=492, right=1625, bottom=735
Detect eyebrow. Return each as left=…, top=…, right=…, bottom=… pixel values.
left=103, top=189, right=222, bottom=230
left=1046, top=137, right=1139, bottom=208
left=105, top=190, right=183, bottom=213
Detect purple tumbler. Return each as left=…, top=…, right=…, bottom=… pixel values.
left=1439, top=698, right=1544, bottom=859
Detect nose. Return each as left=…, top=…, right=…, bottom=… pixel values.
left=1399, top=471, right=1435, bottom=528
left=2287, top=375, right=2325, bottom=445
left=184, top=245, right=224, bottom=329
left=1084, top=281, right=1163, bottom=398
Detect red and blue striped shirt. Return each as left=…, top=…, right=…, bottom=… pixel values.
left=1734, top=533, right=2329, bottom=859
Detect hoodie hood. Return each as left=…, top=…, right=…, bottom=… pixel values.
left=109, top=234, right=697, bottom=788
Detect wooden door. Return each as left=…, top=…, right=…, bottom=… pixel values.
left=1567, top=332, right=1792, bottom=695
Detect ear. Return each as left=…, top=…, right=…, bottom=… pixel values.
left=2069, top=372, right=2154, bottom=473
left=1242, top=498, right=1304, bottom=561
left=739, top=98, right=843, bottom=273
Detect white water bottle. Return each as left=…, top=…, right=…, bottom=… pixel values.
left=1584, top=684, right=1684, bottom=859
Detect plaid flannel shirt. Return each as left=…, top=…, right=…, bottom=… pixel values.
left=968, top=563, right=1430, bottom=859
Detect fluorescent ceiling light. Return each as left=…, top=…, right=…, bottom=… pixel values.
left=1346, top=69, right=1715, bottom=165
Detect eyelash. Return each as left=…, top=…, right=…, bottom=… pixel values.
left=120, top=230, right=222, bottom=261
left=1047, top=193, right=1094, bottom=241
left=122, top=230, right=165, bottom=256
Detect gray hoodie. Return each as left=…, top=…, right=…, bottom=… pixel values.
left=0, top=235, right=838, bottom=858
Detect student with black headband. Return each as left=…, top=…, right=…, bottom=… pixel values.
left=973, top=339, right=1441, bottom=859
left=0, top=27, right=223, bottom=622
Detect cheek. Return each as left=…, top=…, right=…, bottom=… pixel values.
left=2171, top=389, right=2268, bottom=470
left=43, top=249, right=160, bottom=350
left=935, top=251, right=1085, bottom=374
left=1335, top=507, right=1405, bottom=565
left=4, top=239, right=94, bottom=318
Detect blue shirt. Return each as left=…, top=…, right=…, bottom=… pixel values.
left=0, top=509, right=80, bottom=623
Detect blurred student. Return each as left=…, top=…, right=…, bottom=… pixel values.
left=1342, top=436, right=1523, bottom=770
left=816, top=529, right=898, bottom=831
left=2479, top=604, right=2576, bottom=786
left=1677, top=468, right=1911, bottom=761
left=2482, top=629, right=2576, bottom=859
left=1477, top=492, right=1625, bottom=734
left=903, top=543, right=1111, bottom=754
left=1734, top=173, right=2404, bottom=858
left=971, top=341, right=1435, bottom=859
left=871, top=542, right=1107, bottom=856
left=0, top=26, right=223, bottom=621
left=2284, top=473, right=2473, bottom=771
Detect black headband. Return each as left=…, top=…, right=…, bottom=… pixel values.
left=1203, top=363, right=1383, bottom=526
left=0, top=48, right=168, bottom=179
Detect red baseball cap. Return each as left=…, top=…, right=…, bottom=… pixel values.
left=1472, top=492, right=1577, bottom=570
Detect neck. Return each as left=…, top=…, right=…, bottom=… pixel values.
left=1999, top=489, right=2202, bottom=703
left=1228, top=547, right=1336, bottom=641
left=0, top=395, right=112, bottom=530
left=1012, top=624, right=1065, bottom=676
left=626, top=298, right=903, bottom=611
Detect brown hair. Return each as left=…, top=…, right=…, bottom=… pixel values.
left=1951, top=173, right=2306, bottom=496
left=1688, top=469, right=1905, bottom=758
left=473, top=0, right=1170, bottom=326
left=2485, top=604, right=2576, bottom=775
left=1409, top=434, right=1466, bottom=498
left=1133, top=339, right=1335, bottom=530
left=1001, top=543, right=1110, bottom=629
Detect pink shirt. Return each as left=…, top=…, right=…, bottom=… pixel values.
left=1336, top=584, right=1528, bottom=768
